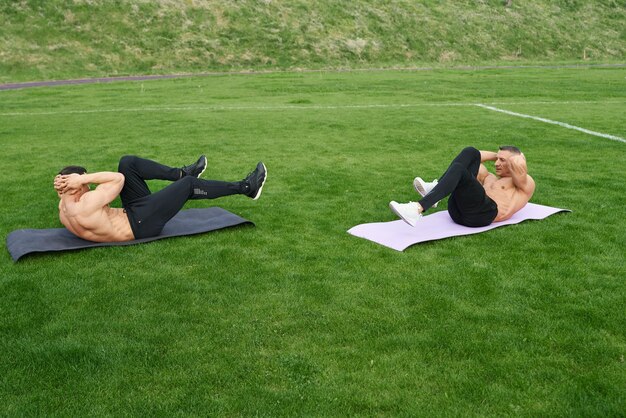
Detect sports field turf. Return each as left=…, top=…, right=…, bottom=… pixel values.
left=1, top=67, right=624, bottom=416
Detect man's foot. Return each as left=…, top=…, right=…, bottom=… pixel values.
left=389, top=201, right=422, bottom=227
left=413, top=177, right=439, bottom=208
left=181, top=155, right=207, bottom=178
left=241, top=162, right=267, bottom=200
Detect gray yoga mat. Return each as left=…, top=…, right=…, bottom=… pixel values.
left=6, top=207, right=253, bottom=262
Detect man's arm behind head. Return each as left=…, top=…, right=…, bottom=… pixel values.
left=59, top=172, right=125, bottom=212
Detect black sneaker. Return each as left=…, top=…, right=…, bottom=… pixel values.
left=181, top=155, right=207, bottom=178
left=241, top=162, right=267, bottom=200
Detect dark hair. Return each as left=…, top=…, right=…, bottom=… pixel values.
left=58, top=166, right=87, bottom=175
left=499, top=145, right=521, bottom=155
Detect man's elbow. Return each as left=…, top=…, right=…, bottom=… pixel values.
left=480, top=152, right=498, bottom=163
left=112, top=172, right=125, bottom=191
left=114, top=172, right=125, bottom=185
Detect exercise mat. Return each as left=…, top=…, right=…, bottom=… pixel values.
left=348, top=203, right=570, bottom=251
left=6, top=207, right=253, bottom=262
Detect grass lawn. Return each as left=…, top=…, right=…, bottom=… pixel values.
left=1, top=67, right=624, bottom=416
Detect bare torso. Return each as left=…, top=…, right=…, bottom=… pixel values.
left=55, top=171, right=133, bottom=242
left=482, top=173, right=532, bottom=222
left=59, top=199, right=134, bottom=242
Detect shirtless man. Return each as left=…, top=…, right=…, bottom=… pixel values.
left=54, top=155, right=267, bottom=242
left=389, top=146, right=535, bottom=227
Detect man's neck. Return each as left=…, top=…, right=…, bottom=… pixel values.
left=60, top=194, right=82, bottom=207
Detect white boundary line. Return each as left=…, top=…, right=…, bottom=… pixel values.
left=476, top=104, right=626, bottom=144
left=3, top=99, right=624, bottom=144
left=1, top=100, right=624, bottom=117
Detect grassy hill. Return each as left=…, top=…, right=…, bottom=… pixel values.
left=1, top=0, right=625, bottom=82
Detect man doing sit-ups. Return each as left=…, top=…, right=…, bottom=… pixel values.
left=54, top=155, right=266, bottom=242
left=390, top=146, right=535, bottom=227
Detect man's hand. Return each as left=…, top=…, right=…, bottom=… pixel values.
left=54, top=174, right=84, bottom=195
left=508, top=154, right=527, bottom=172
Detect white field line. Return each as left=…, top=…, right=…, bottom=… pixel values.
left=476, top=104, right=626, bottom=144
left=1, top=100, right=624, bottom=117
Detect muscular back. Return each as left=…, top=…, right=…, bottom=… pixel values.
left=59, top=199, right=133, bottom=242
left=55, top=171, right=134, bottom=242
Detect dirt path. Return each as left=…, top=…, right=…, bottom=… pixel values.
left=2, top=63, right=625, bottom=91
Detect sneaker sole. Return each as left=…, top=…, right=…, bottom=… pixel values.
left=252, top=163, right=267, bottom=200
left=413, top=177, right=427, bottom=196
left=413, top=177, right=438, bottom=208
left=197, top=156, right=208, bottom=179
left=389, top=201, right=416, bottom=227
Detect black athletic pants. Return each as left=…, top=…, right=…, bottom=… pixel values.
left=418, top=147, right=498, bottom=227
left=118, top=155, right=243, bottom=239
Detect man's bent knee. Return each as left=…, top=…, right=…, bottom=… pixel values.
left=118, top=155, right=138, bottom=172
left=457, top=147, right=481, bottom=163
left=174, top=175, right=200, bottom=198
left=460, top=146, right=480, bottom=157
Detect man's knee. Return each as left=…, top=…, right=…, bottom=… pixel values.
left=456, top=147, right=481, bottom=165
left=178, top=175, right=194, bottom=185
left=118, top=155, right=138, bottom=172
left=177, top=175, right=195, bottom=191
left=175, top=175, right=198, bottom=197
left=460, top=146, right=480, bottom=158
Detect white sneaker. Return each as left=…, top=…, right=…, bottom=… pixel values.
left=389, top=201, right=422, bottom=227
left=413, top=177, right=439, bottom=208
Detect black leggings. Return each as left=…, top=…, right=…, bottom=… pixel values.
left=118, top=155, right=243, bottom=238
left=418, top=147, right=498, bottom=227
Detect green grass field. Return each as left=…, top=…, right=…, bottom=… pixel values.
left=1, top=67, right=625, bottom=416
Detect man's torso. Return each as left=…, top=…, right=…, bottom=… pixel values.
left=59, top=201, right=135, bottom=242
left=482, top=174, right=532, bottom=222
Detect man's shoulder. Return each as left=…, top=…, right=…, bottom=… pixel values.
left=483, top=173, right=501, bottom=187
left=78, top=189, right=111, bottom=208
left=64, top=192, right=107, bottom=216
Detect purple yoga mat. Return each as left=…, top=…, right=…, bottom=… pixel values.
left=348, top=203, right=570, bottom=251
